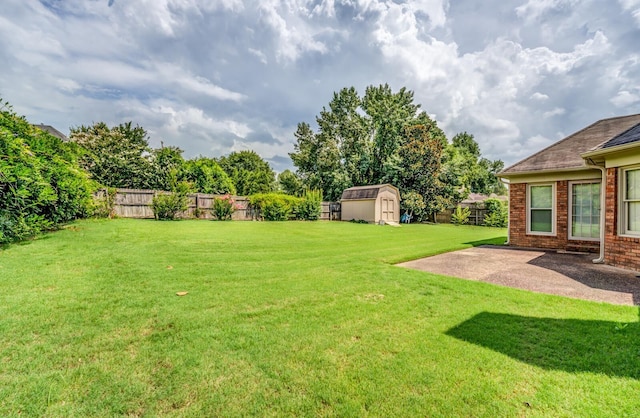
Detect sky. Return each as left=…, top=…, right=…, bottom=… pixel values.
left=1, top=0, right=640, bottom=173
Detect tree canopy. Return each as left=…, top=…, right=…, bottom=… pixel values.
left=290, top=84, right=451, bottom=215
left=218, top=150, right=275, bottom=196
left=290, top=84, right=505, bottom=218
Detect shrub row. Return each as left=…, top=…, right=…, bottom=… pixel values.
left=248, top=190, right=322, bottom=221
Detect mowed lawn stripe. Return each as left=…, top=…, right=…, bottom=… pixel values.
left=0, top=219, right=638, bottom=417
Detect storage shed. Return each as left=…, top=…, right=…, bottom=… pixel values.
left=340, top=184, right=401, bottom=224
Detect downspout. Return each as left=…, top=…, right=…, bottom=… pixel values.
left=500, top=178, right=510, bottom=245
left=585, top=160, right=606, bottom=264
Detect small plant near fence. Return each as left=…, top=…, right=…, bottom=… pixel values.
left=212, top=194, right=237, bottom=220
left=91, top=187, right=117, bottom=218
left=483, top=198, right=508, bottom=227
left=297, top=189, right=322, bottom=221
left=151, top=182, right=190, bottom=220
left=451, top=205, right=471, bottom=225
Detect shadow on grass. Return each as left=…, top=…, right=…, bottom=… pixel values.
left=446, top=312, right=640, bottom=379
left=463, top=237, right=507, bottom=247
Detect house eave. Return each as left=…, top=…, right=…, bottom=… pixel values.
left=497, top=165, right=596, bottom=179
left=581, top=141, right=640, bottom=160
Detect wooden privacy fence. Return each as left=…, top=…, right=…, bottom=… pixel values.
left=109, top=189, right=341, bottom=221
left=436, top=205, right=489, bottom=225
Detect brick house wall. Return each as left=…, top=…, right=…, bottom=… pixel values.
left=603, top=168, right=640, bottom=271
left=509, top=181, right=600, bottom=253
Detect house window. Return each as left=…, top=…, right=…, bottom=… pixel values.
left=569, top=182, right=600, bottom=240
left=622, top=167, right=640, bottom=235
left=527, top=184, right=555, bottom=235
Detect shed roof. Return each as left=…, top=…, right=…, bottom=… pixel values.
left=341, top=184, right=399, bottom=200
left=500, top=114, right=640, bottom=176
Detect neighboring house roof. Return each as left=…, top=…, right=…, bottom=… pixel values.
left=499, top=114, right=640, bottom=176
left=461, top=193, right=508, bottom=205
left=32, top=124, right=68, bottom=141
left=341, top=184, right=399, bottom=200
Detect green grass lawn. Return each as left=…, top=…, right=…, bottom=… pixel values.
left=0, top=219, right=638, bottom=417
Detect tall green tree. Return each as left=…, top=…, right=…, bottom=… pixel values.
left=69, top=122, right=155, bottom=189
left=277, top=169, right=303, bottom=196
left=218, top=150, right=275, bottom=196
left=290, top=84, right=454, bottom=209
left=180, top=157, right=236, bottom=195
left=444, top=132, right=506, bottom=196
left=149, top=145, right=185, bottom=191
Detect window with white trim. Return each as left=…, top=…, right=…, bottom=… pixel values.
left=622, top=167, right=640, bottom=236
left=569, top=181, right=600, bottom=240
left=527, top=183, right=555, bottom=235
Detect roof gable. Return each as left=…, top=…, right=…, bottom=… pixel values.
left=500, top=114, right=640, bottom=175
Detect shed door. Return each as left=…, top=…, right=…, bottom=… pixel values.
left=381, top=198, right=395, bottom=221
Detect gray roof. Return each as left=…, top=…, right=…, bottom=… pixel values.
left=500, top=114, right=640, bottom=175
left=33, top=124, right=68, bottom=141
left=602, top=122, right=640, bottom=149
left=340, top=184, right=399, bottom=200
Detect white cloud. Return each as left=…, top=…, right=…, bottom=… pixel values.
left=543, top=107, right=566, bottom=118
left=531, top=92, right=550, bottom=100
left=610, top=90, right=640, bottom=107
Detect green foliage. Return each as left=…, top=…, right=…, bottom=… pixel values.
left=218, top=150, right=275, bottom=196
left=69, top=121, right=156, bottom=189
left=149, top=145, right=185, bottom=191
left=248, top=193, right=302, bottom=221
left=180, top=157, right=236, bottom=195
left=483, top=198, right=508, bottom=227
left=90, top=187, right=117, bottom=218
left=444, top=132, right=506, bottom=196
left=297, top=189, right=323, bottom=221
left=212, top=194, right=236, bottom=220
left=277, top=169, right=304, bottom=196
left=401, top=191, right=426, bottom=222
left=290, top=84, right=451, bottom=216
left=0, top=98, right=93, bottom=243
left=451, top=205, right=471, bottom=225
left=151, top=182, right=190, bottom=220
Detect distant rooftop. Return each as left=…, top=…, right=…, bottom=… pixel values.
left=32, top=124, right=68, bottom=141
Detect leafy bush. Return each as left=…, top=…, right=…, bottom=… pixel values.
left=248, top=193, right=302, bottom=221
left=212, top=194, right=236, bottom=220
left=1, top=98, right=93, bottom=243
left=151, top=182, right=190, bottom=220
left=401, top=191, right=426, bottom=223
left=451, top=205, right=471, bottom=225
left=483, top=198, right=508, bottom=227
left=297, top=189, right=322, bottom=221
left=90, top=187, right=117, bottom=218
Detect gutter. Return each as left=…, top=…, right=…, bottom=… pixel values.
left=583, top=158, right=606, bottom=264
left=500, top=177, right=510, bottom=245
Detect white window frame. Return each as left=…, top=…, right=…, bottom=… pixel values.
left=527, top=183, right=556, bottom=236
left=620, top=166, right=640, bottom=237
left=568, top=180, right=601, bottom=241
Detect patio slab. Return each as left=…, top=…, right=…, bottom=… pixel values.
left=397, top=246, right=640, bottom=306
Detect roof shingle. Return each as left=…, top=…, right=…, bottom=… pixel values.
left=500, top=114, right=640, bottom=175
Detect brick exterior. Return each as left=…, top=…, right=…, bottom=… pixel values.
left=509, top=171, right=640, bottom=271
left=509, top=181, right=600, bottom=253
left=603, top=168, right=640, bottom=271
